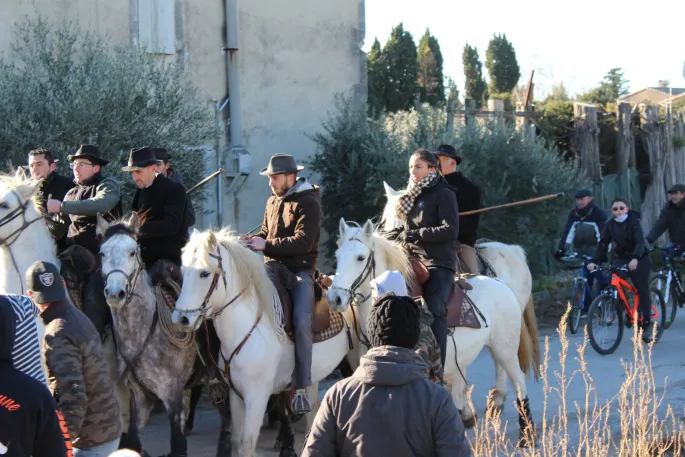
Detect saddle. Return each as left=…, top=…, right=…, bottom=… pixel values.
left=409, top=257, right=481, bottom=330
left=264, top=261, right=333, bottom=339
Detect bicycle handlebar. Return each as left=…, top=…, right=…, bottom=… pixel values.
left=589, top=264, right=629, bottom=274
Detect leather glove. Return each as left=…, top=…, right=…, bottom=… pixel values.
left=402, top=229, right=420, bottom=243
left=645, top=239, right=655, bottom=252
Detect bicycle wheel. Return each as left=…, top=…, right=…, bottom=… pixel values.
left=645, top=288, right=667, bottom=344
left=588, top=294, right=624, bottom=355
left=649, top=274, right=677, bottom=329
left=569, top=278, right=584, bottom=334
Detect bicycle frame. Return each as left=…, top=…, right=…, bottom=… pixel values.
left=657, top=246, right=685, bottom=304
left=608, top=273, right=642, bottom=321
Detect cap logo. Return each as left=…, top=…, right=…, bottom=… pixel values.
left=39, top=272, right=54, bottom=287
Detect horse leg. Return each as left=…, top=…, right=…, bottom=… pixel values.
left=184, top=384, right=203, bottom=435
left=266, top=394, right=280, bottom=430
left=448, top=370, right=475, bottom=429
left=215, top=399, right=232, bottom=457
left=487, top=355, right=508, bottom=414
left=229, top=392, right=245, bottom=456
left=275, top=393, right=297, bottom=457
left=122, top=382, right=156, bottom=455
left=162, top=391, right=187, bottom=457
left=237, top=388, right=271, bottom=457
left=490, top=341, right=535, bottom=444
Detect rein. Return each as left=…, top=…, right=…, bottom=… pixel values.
left=101, top=247, right=144, bottom=307
left=330, top=236, right=377, bottom=348
left=0, top=190, right=45, bottom=294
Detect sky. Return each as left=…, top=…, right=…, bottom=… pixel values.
left=364, top=0, right=685, bottom=100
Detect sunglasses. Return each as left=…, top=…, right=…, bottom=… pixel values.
left=612, top=206, right=627, bottom=211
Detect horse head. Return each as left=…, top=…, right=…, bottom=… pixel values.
left=328, top=218, right=377, bottom=312
left=0, top=173, right=41, bottom=247
left=381, top=181, right=405, bottom=232
left=99, top=213, right=144, bottom=308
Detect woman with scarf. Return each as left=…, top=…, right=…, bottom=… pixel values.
left=387, top=148, right=459, bottom=375
left=587, top=198, right=654, bottom=340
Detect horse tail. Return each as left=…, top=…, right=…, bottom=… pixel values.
left=518, top=296, right=541, bottom=381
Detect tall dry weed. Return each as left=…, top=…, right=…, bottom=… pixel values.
left=466, top=306, right=685, bottom=456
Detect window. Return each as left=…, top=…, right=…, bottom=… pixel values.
left=138, top=0, right=175, bottom=55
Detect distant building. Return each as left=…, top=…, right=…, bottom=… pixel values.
left=618, top=81, right=685, bottom=106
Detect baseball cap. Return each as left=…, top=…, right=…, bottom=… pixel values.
left=26, top=261, right=67, bottom=304
left=667, top=184, right=685, bottom=194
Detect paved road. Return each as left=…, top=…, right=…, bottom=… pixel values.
left=140, top=311, right=685, bottom=456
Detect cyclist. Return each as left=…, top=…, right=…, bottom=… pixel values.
left=555, top=189, right=607, bottom=315
left=587, top=198, right=653, bottom=338
left=646, top=183, right=685, bottom=254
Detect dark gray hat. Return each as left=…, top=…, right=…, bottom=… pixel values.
left=574, top=189, right=592, bottom=198
left=667, top=184, right=685, bottom=194
left=68, top=144, right=109, bottom=166
left=121, top=147, right=163, bottom=172
left=434, top=144, right=463, bottom=165
left=259, top=154, right=304, bottom=176
left=26, top=261, right=67, bottom=304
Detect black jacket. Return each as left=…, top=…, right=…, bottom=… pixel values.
left=559, top=202, right=607, bottom=251
left=0, top=298, right=70, bottom=457
left=593, top=210, right=647, bottom=262
left=646, top=199, right=685, bottom=248
left=403, top=177, right=460, bottom=272
left=132, top=175, right=189, bottom=268
left=443, top=171, right=481, bottom=247
left=38, top=172, right=76, bottom=251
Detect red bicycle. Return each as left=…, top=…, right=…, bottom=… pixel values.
left=587, top=264, right=666, bottom=355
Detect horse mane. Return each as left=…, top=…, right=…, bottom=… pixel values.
left=0, top=172, right=41, bottom=212
left=103, top=222, right=137, bottom=241
left=182, top=228, right=283, bottom=336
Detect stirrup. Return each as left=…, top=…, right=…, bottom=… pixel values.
left=291, top=389, right=312, bottom=414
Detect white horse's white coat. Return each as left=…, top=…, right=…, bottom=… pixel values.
left=0, top=175, right=59, bottom=379
left=172, top=229, right=352, bottom=457
left=328, top=219, right=530, bottom=424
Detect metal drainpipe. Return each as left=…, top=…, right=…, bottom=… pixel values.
left=223, top=0, right=250, bottom=228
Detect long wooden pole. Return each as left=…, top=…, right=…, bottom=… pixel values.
left=460, top=192, right=564, bottom=216
left=186, top=168, right=227, bottom=195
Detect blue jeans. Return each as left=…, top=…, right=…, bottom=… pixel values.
left=73, top=438, right=120, bottom=457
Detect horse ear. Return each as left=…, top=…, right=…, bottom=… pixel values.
left=96, top=213, right=110, bottom=238
left=339, top=218, right=349, bottom=237
left=191, top=228, right=201, bottom=238
left=15, top=166, right=28, bottom=181
left=383, top=181, right=397, bottom=197
left=128, top=213, right=141, bottom=234
left=14, top=180, right=40, bottom=202
left=206, top=230, right=217, bottom=250
left=362, top=219, right=375, bottom=239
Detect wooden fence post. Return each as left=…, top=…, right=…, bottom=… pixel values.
left=572, top=103, right=602, bottom=181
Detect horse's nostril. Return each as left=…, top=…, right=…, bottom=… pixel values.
left=180, top=316, right=190, bottom=327
left=335, top=296, right=342, bottom=306
left=104, top=288, right=110, bottom=296
left=117, top=290, right=126, bottom=300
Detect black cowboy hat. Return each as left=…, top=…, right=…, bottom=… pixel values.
left=434, top=144, right=463, bottom=165
left=121, top=147, right=163, bottom=172
left=68, top=144, right=109, bottom=166
left=259, top=154, right=304, bottom=176
left=150, top=148, right=170, bottom=162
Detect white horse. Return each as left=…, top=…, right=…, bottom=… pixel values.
left=381, top=181, right=541, bottom=380
left=0, top=172, right=58, bottom=381
left=171, top=228, right=351, bottom=457
left=328, top=219, right=536, bottom=434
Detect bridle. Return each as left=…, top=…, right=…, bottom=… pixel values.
left=101, top=241, right=144, bottom=307
left=329, top=236, right=377, bottom=348
left=0, top=190, right=45, bottom=293
left=172, top=246, right=244, bottom=320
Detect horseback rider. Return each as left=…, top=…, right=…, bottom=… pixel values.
left=384, top=148, right=459, bottom=381
left=28, top=148, right=75, bottom=251
left=46, top=144, right=122, bottom=337
left=646, top=184, right=685, bottom=255
left=123, top=147, right=190, bottom=270
left=150, top=148, right=196, bottom=231
left=434, top=144, right=483, bottom=274
left=240, top=154, right=321, bottom=414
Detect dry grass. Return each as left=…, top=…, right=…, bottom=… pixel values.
left=466, top=306, right=685, bottom=456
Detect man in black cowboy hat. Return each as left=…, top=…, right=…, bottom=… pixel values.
left=47, top=144, right=123, bottom=338
left=434, top=144, right=483, bottom=274
left=151, top=148, right=185, bottom=187
left=125, top=147, right=190, bottom=268
left=240, top=153, right=321, bottom=414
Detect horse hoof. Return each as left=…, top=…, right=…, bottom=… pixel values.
left=463, top=414, right=477, bottom=429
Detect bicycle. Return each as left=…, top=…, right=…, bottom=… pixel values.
left=586, top=264, right=666, bottom=355
left=559, top=253, right=609, bottom=334
left=649, top=243, right=685, bottom=329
